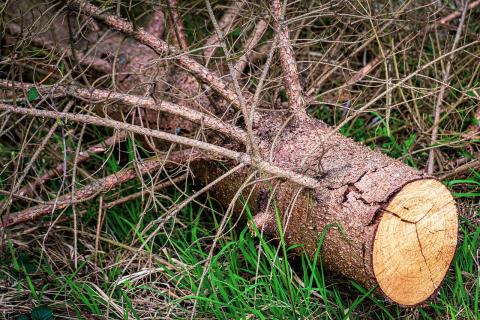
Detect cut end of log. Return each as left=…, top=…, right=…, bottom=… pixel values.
left=373, top=179, right=458, bottom=306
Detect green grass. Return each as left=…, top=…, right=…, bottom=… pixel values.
left=1, top=116, right=479, bottom=320
left=2, top=166, right=479, bottom=319
left=1, top=1, right=480, bottom=318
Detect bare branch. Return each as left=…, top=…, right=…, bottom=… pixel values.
left=103, top=174, right=187, bottom=209
left=329, top=41, right=479, bottom=137
left=4, top=101, right=73, bottom=202
left=204, top=0, right=257, bottom=155
left=438, top=156, right=480, bottom=180
left=167, top=0, right=189, bottom=51
left=0, top=103, right=322, bottom=189
left=0, top=79, right=248, bottom=143
left=67, top=0, right=241, bottom=109
left=18, top=131, right=128, bottom=198
left=0, top=103, right=240, bottom=158
left=232, top=19, right=268, bottom=81
left=271, top=0, right=306, bottom=118
left=203, top=0, right=247, bottom=63
left=437, top=0, right=480, bottom=25
left=1, top=150, right=196, bottom=228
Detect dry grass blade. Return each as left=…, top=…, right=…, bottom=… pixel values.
left=437, top=0, right=480, bottom=25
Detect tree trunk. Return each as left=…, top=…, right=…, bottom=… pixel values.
left=2, top=0, right=460, bottom=307
left=194, top=112, right=458, bottom=306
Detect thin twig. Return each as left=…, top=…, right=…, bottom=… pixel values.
left=17, top=131, right=127, bottom=198
left=203, top=0, right=247, bottom=64
left=71, top=122, right=87, bottom=269
left=204, top=0, right=257, bottom=155
left=94, top=195, right=103, bottom=264
left=68, top=0, right=242, bottom=110
left=0, top=101, right=74, bottom=214
left=437, top=0, right=480, bottom=25
left=0, top=150, right=197, bottom=228
left=232, top=19, right=268, bottom=81
left=427, top=1, right=469, bottom=174
left=307, top=1, right=480, bottom=101
left=330, top=41, right=479, bottom=137
left=103, top=174, right=187, bottom=209
left=438, top=157, right=480, bottom=180
left=305, top=6, right=408, bottom=100
left=191, top=169, right=257, bottom=318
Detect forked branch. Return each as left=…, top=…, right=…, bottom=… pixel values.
left=0, top=103, right=322, bottom=189
left=67, top=0, right=241, bottom=109
left=0, top=79, right=248, bottom=143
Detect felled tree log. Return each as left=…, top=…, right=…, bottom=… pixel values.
left=195, top=111, right=458, bottom=306
left=2, top=0, right=459, bottom=307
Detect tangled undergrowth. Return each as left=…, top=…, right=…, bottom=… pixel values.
left=0, top=0, right=479, bottom=319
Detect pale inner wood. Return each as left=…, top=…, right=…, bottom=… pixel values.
left=372, top=179, right=458, bottom=306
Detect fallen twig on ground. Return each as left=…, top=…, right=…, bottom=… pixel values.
left=1, top=150, right=197, bottom=228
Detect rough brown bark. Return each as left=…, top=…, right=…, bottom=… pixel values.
left=193, top=111, right=457, bottom=306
